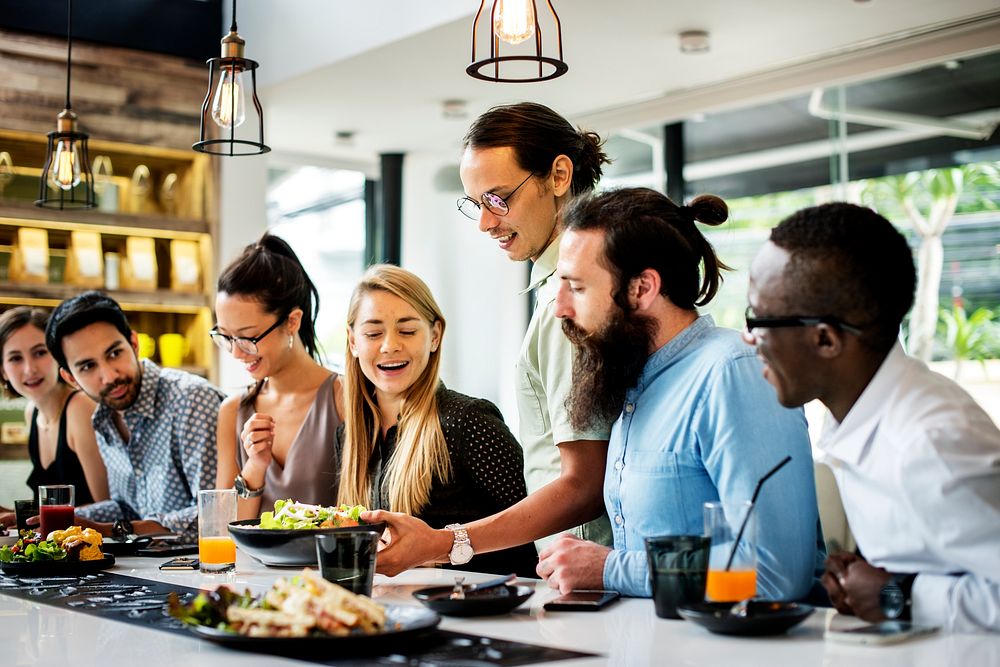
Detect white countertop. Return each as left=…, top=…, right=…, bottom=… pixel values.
left=2, top=550, right=998, bottom=666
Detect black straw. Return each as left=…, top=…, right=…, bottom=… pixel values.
left=724, top=455, right=792, bottom=571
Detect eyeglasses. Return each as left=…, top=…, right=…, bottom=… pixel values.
left=456, top=172, right=534, bottom=220
left=744, top=306, right=863, bottom=336
left=209, top=315, right=286, bottom=356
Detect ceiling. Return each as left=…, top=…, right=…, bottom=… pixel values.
left=244, top=0, right=1000, bottom=169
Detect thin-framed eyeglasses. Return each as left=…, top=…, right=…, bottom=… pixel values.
left=744, top=306, right=863, bottom=336
left=456, top=172, right=534, bottom=220
left=209, top=315, right=287, bottom=356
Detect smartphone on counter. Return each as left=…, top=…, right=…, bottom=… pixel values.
left=825, top=621, right=940, bottom=645
left=543, top=590, right=620, bottom=612
left=159, top=556, right=200, bottom=571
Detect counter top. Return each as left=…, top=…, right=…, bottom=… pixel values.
left=2, top=551, right=997, bottom=666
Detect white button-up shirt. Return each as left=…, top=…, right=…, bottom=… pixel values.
left=816, top=344, right=1000, bottom=632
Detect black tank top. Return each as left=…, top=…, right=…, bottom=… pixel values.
left=26, top=392, right=95, bottom=506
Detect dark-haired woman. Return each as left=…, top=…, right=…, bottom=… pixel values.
left=213, top=233, right=343, bottom=519
left=0, top=307, right=108, bottom=526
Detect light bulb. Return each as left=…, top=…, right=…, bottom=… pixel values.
left=49, top=139, right=81, bottom=190
left=210, top=66, right=246, bottom=129
left=493, top=0, right=535, bottom=45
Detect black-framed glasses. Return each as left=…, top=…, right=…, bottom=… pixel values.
left=210, top=315, right=286, bottom=356
left=456, top=172, right=534, bottom=220
left=745, top=306, right=863, bottom=336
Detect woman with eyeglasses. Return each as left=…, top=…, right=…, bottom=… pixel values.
left=213, top=233, right=343, bottom=519
left=337, top=265, right=538, bottom=576
left=0, top=307, right=108, bottom=527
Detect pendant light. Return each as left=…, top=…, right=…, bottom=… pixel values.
left=193, top=0, right=270, bottom=156
left=36, top=0, right=95, bottom=209
left=467, top=0, right=568, bottom=83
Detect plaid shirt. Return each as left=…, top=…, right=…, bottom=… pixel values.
left=77, top=359, right=224, bottom=541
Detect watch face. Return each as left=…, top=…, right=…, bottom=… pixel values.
left=880, top=584, right=904, bottom=619
left=451, top=543, right=474, bottom=565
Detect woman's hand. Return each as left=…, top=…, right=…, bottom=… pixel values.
left=361, top=509, right=452, bottom=577
left=240, top=413, right=276, bottom=481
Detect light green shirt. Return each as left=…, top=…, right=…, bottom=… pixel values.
left=516, top=235, right=613, bottom=549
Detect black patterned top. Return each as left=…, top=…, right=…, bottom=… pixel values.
left=342, top=385, right=538, bottom=577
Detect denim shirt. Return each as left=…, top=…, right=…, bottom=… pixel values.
left=602, top=316, right=822, bottom=599
left=77, top=359, right=224, bottom=541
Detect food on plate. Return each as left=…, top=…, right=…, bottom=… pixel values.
left=168, top=568, right=387, bottom=638
left=257, top=500, right=369, bottom=530
left=48, top=526, right=104, bottom=561
left=0, top=525, right=105, bottom=563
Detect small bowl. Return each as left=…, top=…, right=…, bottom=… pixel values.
left=412, top=584, right=534, bottom=617
left=676, top=601, right=814, bottom=636
left=228, top=519, right=385, bottom=567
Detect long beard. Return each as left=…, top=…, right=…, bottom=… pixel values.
left=563, top=308, right=656, bottom=432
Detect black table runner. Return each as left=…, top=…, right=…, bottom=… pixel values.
left=0, top=572, right=595, bottom=665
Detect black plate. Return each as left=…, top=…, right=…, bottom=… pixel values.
left=186, top=603, right=440, bottom=652
left=676, top=601, right=814, bottom=636
left=228, top=519, right=386, bottom=567
left=0, top=553, right=116, bottom=576
left=103, top=537, right=197, bottom=558
left=412, top=584, right=534, bottom=617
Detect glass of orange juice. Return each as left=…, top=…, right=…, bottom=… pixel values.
left=198, top=489, right=237, bottom=573
left=703, top=501, right=757, bottom=602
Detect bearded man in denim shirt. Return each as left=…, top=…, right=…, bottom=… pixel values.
left=535, top=188, right=822, bottom=600
left=46, top=292, right=224, bottom=543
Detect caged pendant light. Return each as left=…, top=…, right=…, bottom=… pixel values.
left=467, top=0, right=568, bottom=83
left=36, top=0, right=95, bottom=209
left=192, top=0, right=270, bottom=156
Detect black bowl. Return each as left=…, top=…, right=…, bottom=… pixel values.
left=676, top=601, right=814, bottom=636
left=412, top=584, right=534, bottom=617
left=229, top=519, right=385, bottom=567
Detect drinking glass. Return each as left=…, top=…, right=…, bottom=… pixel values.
left=645, top=534, right=710, bottom=619
left=198, top=489, right=237, bottom=572
left=704, top=500, right=757, bottom=602
left=14, top=499, right=38, bottom=532
left=315, top=531, right=380, bottom=596
left=38, top=485, right=74, bottom=537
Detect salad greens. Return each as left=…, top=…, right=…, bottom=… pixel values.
left=0, top=531, right=68, bottom=563
left=168, top=586, right=261, bottom=631
left=258, top=500, right=367, bottom=530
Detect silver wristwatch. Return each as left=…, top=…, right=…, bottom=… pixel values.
left=234, top=474, right=264, bottom=499
left=445, top=523, right=474, bottom=565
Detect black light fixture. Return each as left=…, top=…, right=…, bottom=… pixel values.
left=467, top=0, right=568, bottom=83
left=36, top=0, right=95, bottom=209
left=192, top=0, right=270, bottom=156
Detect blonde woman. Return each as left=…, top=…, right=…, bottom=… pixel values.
left=339, top=265, right=537, bottom=576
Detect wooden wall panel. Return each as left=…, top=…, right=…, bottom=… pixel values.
left=0, top=28, right=208, bottom=150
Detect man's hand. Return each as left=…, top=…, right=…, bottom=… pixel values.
left=822, top=552, right=892, bottom=622
left=361, top=510, right=451, bottom=577
left=536, top=534, right=610, bottom=594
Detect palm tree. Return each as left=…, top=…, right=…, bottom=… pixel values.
left=861, top=163, right=1000, bottom=362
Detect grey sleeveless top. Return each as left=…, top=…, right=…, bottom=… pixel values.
left=235, top=373, right=341, bottom=510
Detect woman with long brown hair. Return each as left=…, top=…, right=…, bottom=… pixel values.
left=339, top=264, right=537, bottom=576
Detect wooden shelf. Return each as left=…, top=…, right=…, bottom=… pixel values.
left=0, top=443, right=27, bottom=461
left=0, top=202, right=209, bottom=237
left=0, top=284, right=209, bottom=313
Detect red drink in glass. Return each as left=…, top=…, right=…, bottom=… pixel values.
left=39, top=504, right=74, bottom=537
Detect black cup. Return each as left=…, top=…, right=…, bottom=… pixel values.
left=315, top=531, right=380, bottom=596
left=645, top=535, right=710, bottom=619
left=14, top=499, right=38, bottom=532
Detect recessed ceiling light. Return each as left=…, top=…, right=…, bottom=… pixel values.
left=442, top=99, right=468, bottom=119
left=679, top=30, right=710, bottom=55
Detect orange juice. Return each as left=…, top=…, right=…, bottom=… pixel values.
left=199, top=536, right=236, bottom=565
left=705, top=568, right=757, bottom=602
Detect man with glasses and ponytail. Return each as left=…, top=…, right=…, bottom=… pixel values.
left=45, top=292, right=224, bottom=542
left=746, top=202, right=1000, bottom=633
